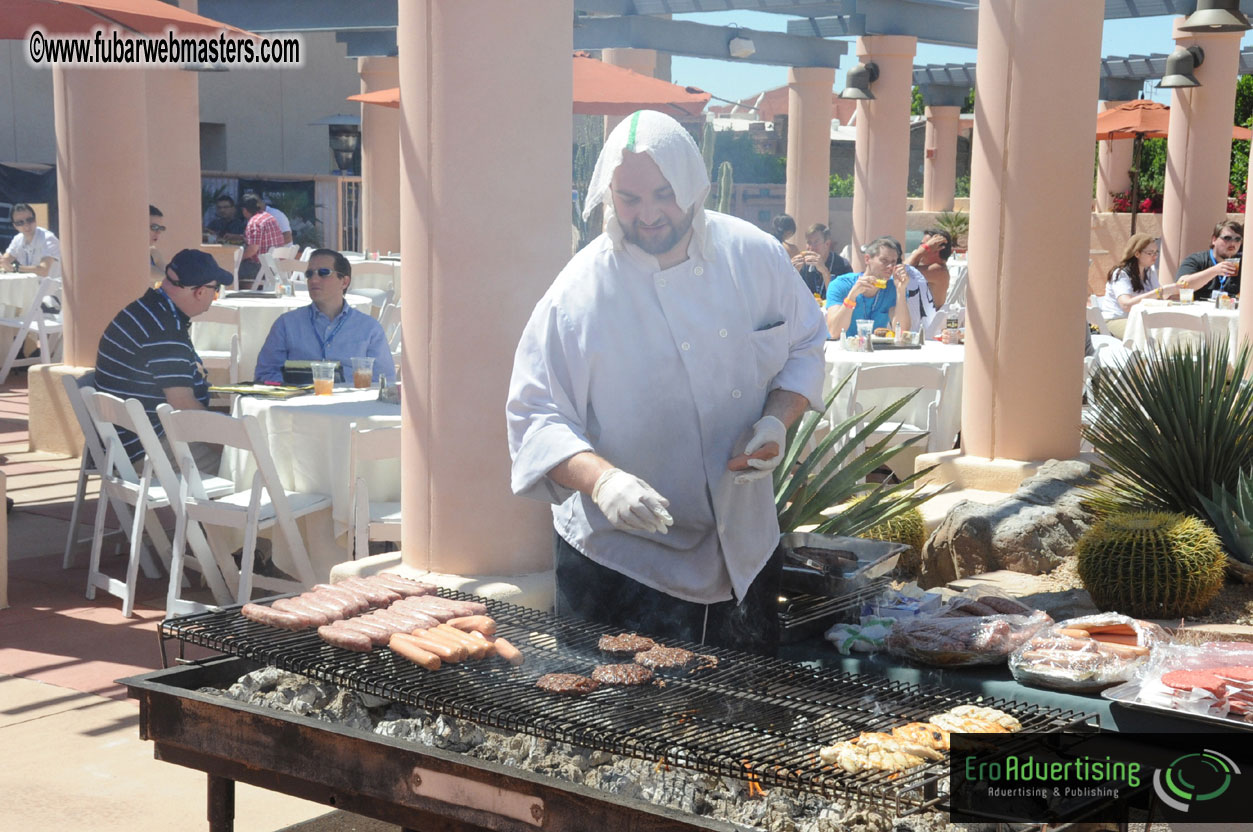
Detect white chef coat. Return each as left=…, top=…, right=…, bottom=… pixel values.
left=5, top=226, right=62, bottom=280
left=507, top=211, right=827, bottom=604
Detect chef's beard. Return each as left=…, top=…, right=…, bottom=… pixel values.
left=621, top=208, right=695, bottom=257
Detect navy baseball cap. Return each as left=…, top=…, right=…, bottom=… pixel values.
left=167, top=249, right=234, bottom=288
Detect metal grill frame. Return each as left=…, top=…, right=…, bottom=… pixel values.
left=160, top=591, right=1097, bottom=818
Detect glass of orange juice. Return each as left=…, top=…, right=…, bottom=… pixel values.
left=311, top=361, right=337, bottom=395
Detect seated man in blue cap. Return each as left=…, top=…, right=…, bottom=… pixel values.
left=95, top=248, right=233, bottom=472
left=253, top=248, right=396, bottom=385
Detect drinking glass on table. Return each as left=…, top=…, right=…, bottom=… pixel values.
left=352, top=356, right=375, bottom=389
left=855, top=318, right=874, bottom=352
left=1179, top=286, right=1194, bottom=304
left=311, top=361, right=337, bottom=395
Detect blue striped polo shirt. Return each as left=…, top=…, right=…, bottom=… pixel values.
left=94, top=288, right=209, bottom=460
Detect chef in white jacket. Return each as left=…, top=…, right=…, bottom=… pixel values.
left=507, top=111, right=826, bottom=654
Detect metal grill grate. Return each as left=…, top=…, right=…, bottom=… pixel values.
left=161, top=591, right=1094, bottom=816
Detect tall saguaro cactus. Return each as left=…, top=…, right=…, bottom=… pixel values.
left=716, top=161, right=734, bottom=215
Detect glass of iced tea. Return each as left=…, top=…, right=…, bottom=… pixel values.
left=351, top=356, right=375, bottom=389
left=311, top=361, right=337, bottom=395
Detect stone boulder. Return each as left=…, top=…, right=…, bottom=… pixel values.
left=917, top=459, right=1097, bottom=589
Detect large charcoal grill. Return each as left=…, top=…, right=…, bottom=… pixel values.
left=137, top=590, right=1095, bottom=829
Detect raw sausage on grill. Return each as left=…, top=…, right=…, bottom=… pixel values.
left=318, top=625, right=373, bottom=652
left=242, top=603, right=312, bottom=630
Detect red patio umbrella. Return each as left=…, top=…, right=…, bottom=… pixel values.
left=348, top=53, right=711, bottom=117
left=1095, top=100, right=1252, bottom=233
left=0, top=0, right=252, bottom=38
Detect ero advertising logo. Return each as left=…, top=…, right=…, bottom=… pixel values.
left=950, top=733, right=1249, bottom=824
left=1152, top=749, right=1240, bottom=813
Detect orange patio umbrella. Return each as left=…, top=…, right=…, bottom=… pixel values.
left=1095, top=99, right=1251, bottom=141
left=0, top=0, right=253, bottom=38
left=349, top=53, right=711, bottom=117
left=1095, top=99, right=1251, bottom=233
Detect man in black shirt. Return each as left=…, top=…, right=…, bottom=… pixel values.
left=95, top=249, right=232, bottom=468
left=1175, top=219, right=1242, bottom=300
left=205, top=195, right=246, bottom=244
left=792, top=222, right=852, bottom=296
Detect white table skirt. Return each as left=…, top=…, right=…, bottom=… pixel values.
left=0, top=274, right=43, bottom=314
left=824, top=340, right=966, bottom=457
left=214, top=389, right=402, bottom=582
left=192, top=294, right=372, bottom=382
left=1122, top=298, right=1239, bottom=354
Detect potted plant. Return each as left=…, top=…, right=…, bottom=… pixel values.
left=935, top=210, right=969, bottom=254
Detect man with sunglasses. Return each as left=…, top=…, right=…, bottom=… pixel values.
left=1176, top=220, right=1243, bottom=300
left=253, top=249, right=395, bottom=385
left=2, top=203, right=61, bottom=279
left=95, top=249, right=232, bottom=469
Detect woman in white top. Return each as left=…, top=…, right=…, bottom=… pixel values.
left=1099, top=233, right=1177, bottom=338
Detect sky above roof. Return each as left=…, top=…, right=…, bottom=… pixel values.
left=671, top=11, right=1253, bottom=107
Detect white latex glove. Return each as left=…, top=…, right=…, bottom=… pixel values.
left=734, top=415, right=787, bottom=485
left=591, top=468, right=674, bottom=534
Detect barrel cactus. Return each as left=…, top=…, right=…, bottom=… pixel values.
left=860, top=505, right=927, bottom=555
left=1076, top=512, right=1225, bottom=617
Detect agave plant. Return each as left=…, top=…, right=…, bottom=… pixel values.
left=1085, top=339, right=1253, bottom=519
left=1198, top=469, right=1253, bottom=566
left=774, top=373, right=941, bottom=537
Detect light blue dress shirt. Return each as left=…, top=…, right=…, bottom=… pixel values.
left=253, top=301, right=396, bottom=384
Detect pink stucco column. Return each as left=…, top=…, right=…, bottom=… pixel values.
left=1159, top=19, right=1241, bottom=282
left=358, top=56, right=401, bottom=255
left=784, top=67, right=835, bottom=243
left=922, top=105, right=960, bottom=213
left=54, top=67, right=150, bottom=366
left=397, top=1, right=568, bottom=576
left=145, top=68, right=202, bottom=259
left=1095, top=101, right=1134, bottom=213
left=961, top=0, right=1103, bottom=461
left=850, top=36, right=915, bottom=270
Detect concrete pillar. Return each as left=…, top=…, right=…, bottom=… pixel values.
left=1240, top=139, right=1253, bottom=350
left=922, top=105, right=960, bottom=213
left=145, top=68, right=202, bottom=258
left=358, top=56, right=401, bottom=255
left=397, top=1, right=567, bottom=577
left=849, top=36, right=916, bottom=271
left=961, top=0, right=1103, bottom=462
left=784, top=67, right=835, bottom=243
left=53, top=67, right=150, bottom=366
left=1159, top=19, right=1242, bottom=282
left=602, top=48, right=658, bottom=137
left=1095, top=101, right=1135, bottom=213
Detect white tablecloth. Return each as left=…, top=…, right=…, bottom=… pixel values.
left=192, top=294, right=372, bottom=381
left=216, top=389, right=402, bottom=582
left=824, top=340, right=966, bottom=459
left=1121, top=299, right=1239, bottom=353
left=0, top=274, right=43, bottom=314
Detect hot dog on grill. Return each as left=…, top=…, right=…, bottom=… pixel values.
left=407, top=630, right=466, bottom=662
left=436, top=623, right=489, bottom=659
left=388, top=633, right=442, bottom=670
left=492, top=636, right=525, bottom=666
left=447, top=615, right=497, bottom=636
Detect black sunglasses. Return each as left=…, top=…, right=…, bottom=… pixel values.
left=305, top=267, right=340, bottom=278
left=150, top=223, right=166, bottom=233
left=169, top=279, right=220, bottom=292
left=12, top=217, right=35, bottom=227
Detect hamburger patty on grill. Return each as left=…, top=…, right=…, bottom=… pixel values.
left=597, top=633, right=656, bottom=655
left=536, top=673, right=600, bottom=695
left=591, top=663, right=655, bottom=686
left=634, top=645, right=696, bottom=669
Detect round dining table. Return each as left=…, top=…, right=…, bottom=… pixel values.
left=192, top=292, right=373, bottom=382
left=823, top=339, right=966, bottom=474
left=0, top=273, right=44, bottom=314
left=214, top=388, right=402, bottom=582
left=1121, top=298, right=1240, bottom=354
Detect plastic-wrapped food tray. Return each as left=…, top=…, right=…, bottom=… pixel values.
left=1102, top=679, right=1253, bottom=733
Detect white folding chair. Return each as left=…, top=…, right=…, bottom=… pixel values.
left=1086, top=295, right=1110, bottom=336
left=377, top=301, right=402, bottom=358
left=346, top=261, right=398, bottom=314
left=848, top=363, right=951, bottom=457
left=231, top=246, right=243, bottom=285
left=157, top=404, right=330, bottom=603
left=80, top=389, right=235, bottom=616
left=194, top=304, right=242, bottom=385
left=347, top=423, right=401, bottom=558
left=1137, top=309, right=1209, bottom=349
left=0, top=276, right=63, bottom=384
left=60, top=374, right=151, bottom=571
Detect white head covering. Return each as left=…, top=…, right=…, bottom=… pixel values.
left=583, top=110, right=712, bottom=260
